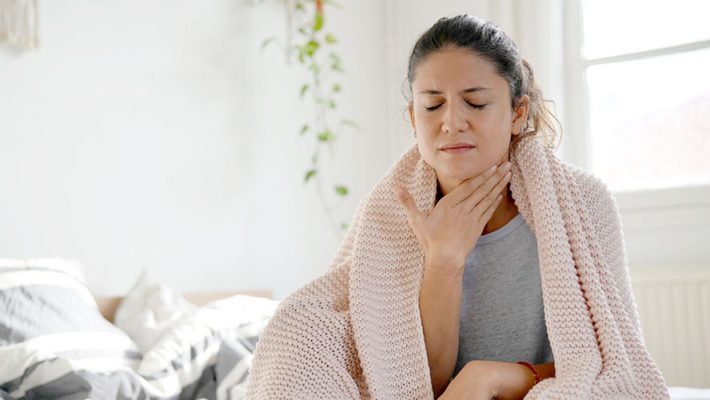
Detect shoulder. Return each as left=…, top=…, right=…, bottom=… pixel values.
left=559, top=161, right=619, bottom=222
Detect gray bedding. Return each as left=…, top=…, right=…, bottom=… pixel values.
left=0, top=263, right=270, bottom=400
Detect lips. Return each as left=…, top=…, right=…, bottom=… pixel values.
left=440, top=142, right=475, bottom=150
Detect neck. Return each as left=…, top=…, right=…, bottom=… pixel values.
left=435, top=181, right=519, bottom=235
left=482, top=184, right=518, bottom=234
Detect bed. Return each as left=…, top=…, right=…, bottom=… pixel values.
left=2, top=258, right=709, bottom=399
left=95, top=290, right=274, bottom=322
left=0, top=259, right=279, bottom=400
left=669, top=387, right=710, bottom=400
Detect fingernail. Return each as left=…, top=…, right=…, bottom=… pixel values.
left=489, top=165, right=497, bottom=172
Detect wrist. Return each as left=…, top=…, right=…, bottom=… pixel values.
left=461, top=360, right=499, bottom=398
left=490, top=361, right=535, bottom=400
left=516, top=361, right=541, bottom=386
left=423, top=257, right=464, bottom=279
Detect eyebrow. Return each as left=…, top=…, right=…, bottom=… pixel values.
left=418, top=87, right=490, bottom=95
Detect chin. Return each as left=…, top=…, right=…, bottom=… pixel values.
left=444, top=161, right=487, bottom=177
left=438, top=168, right=481, bottom=184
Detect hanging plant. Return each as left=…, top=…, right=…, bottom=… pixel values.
left=258, top=0, right=359, bottom=237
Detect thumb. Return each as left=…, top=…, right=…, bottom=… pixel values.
left=393, top=185, right=420, bottom=222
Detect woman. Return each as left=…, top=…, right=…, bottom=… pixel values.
left=245, top=15, right=669, bottom=400
left=397, top=14, right=555, bottom=399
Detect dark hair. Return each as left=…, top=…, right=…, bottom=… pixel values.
left=405, top=14, right=560, bottom=149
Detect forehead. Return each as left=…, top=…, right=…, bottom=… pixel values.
left=411, top=47, right=508, bottom=93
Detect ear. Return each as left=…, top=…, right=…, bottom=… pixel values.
left=408, top=102, right=416, bottom=130
left=511, top=95, right=529, bottom=136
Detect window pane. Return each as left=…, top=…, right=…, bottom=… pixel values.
left=582, top=0, right=710, bottom=59
left=587, top=48, right=710, bottom=192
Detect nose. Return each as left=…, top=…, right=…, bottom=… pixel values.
left=441, top=102, right=469, bottom=134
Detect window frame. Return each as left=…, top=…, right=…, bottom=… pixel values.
left=562, top=0, right=710, bottom=213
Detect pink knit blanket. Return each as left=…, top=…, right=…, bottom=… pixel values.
left=245, top=137, right=670, bottom=399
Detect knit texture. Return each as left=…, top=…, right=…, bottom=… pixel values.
left=244, top=137, right=670, bottom=400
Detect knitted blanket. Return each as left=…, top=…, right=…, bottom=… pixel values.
left=244, top=137, right=670, bottom=400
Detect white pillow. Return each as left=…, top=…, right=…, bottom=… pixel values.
left=136, top=293, right=279, bottom=397
left=113, top=270, right=278, bottom=398
left=0, top=257, right=88, bottom=288
left=114, top=270, right=197, bottom=353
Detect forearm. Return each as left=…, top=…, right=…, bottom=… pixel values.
left=494, top=361, right=556, bottom=400
left=419, top=264, right=463, bottom=397
left=534, top=362, right=555, bottom=380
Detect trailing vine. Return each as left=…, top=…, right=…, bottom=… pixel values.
left=258, top=0, right=358, bottom=237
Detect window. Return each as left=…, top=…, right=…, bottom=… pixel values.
left=560, top=0, right=710, bottom=269
left=566, top=0, right=710, bottom=193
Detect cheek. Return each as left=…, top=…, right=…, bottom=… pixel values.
left=481, top=108, right=513, bottom=136
left=415, top=134, right=435, bottom=158
left=414, top=109, right=435, bottom=127
left=477, top=113, right=514, bottom=155
left=414, top=132, right=440, bottom=167
left=477, top=108, right=505, bottom=128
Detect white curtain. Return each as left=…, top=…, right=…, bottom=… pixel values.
left=487, top=0, right=569, bottom=159
left=0, top=0, right=39, bottom=49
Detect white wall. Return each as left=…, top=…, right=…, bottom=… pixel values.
left=2, top=0, right=706, bottom=301
left=0, top=0, right=389, bottom=300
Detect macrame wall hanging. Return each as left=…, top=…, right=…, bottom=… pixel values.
left=0, top=0, right=39, bottom=49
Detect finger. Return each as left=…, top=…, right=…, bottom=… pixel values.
left=460, top=162, right=511, bottom=210
left=444, top=163, right=499, bottom=205
left=393, top=186, right=420, bottom=222
left=471, top=171, right=510, bottom=217
left=478, top=192, right=503, bottom=225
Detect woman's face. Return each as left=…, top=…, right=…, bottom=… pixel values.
left=408, top=47, right=528, bottom=186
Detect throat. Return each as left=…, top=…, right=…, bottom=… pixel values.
left=482, top=191, right=518, bottom=235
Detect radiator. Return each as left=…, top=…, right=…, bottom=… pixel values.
left=631, top=268, right=710, bottom=388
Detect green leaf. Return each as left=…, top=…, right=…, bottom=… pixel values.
left=335, top=185, right=348, bottom=196
left=318, top=130, right=336, bottom=142
left=325, top=33, right=337, bottom=44
left=340, top=222, right=349, bottom=230
left=332, top=83, right=341, bottom=93
left=329, top=53, right=343, bottom=72
left=260, top=36, right=277, bottom=51
left=295, top=2, right=305, bottom=11
left=304, top=40, right=319, bottom=57
left=316, top=97, right=335, bottom=108
left=340, top=119, right=359, bottom=129
left=304, top=169, right=317, bottom=182
left=299, top=124, right=309, bottom=136
left=323, top=0, right=343, bottom=9
left=300, top=84, right=309, bottom=98
left=313, top=13, right=324, bottom=32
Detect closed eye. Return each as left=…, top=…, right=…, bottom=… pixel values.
left=424, top=102, right=487, bottom=112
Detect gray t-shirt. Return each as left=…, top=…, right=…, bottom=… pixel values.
left=453, top=212, right=553, bottom=377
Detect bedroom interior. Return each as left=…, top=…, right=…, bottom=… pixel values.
left=1, top=0, right=708, bottom=399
